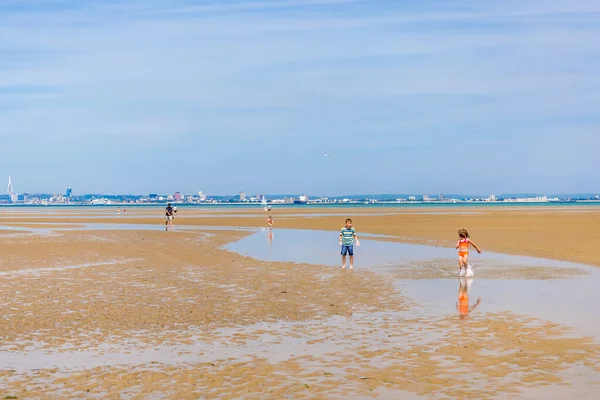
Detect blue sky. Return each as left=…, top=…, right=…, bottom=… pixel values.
left=1, top=0, right=599, bottom=196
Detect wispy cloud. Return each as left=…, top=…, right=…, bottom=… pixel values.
left=0, top=0, right=599, bottom=193
left=138, top=0, right=359, bottom=15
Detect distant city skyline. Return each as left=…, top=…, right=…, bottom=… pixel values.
left=3, top=172, right=598, bottom=200
left=1, top=1, right=599, bottom=194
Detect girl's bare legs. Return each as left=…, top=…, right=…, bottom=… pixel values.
left=458, top=255, right=469, bottom=275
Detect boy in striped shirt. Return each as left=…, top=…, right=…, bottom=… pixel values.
left=339, top=218, right=360, bottom=269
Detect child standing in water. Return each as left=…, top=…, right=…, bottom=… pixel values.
left=339, top=218, right=360, bottom=269
left=267, top=216, right=273, bottom=230
left=455, top=229, right=482, bottom=276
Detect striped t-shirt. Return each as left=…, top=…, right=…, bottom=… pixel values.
left=340, top=227, right=356, bottom=246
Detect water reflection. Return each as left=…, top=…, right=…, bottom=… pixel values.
left=457, top=277, right=481, bottom=319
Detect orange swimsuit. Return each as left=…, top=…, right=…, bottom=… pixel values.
left=458, top=238, right=469, bottom=257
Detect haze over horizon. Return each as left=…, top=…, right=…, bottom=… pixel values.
left=2, top=0, right=599, bottom=196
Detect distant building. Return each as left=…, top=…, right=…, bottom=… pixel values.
left=66, top=187, right=72, bottom=198
left=489, top=194, right=496, bottom=202
left=423, top=195, right=430, bottom=201
left=7, top=175, right=18, bottom=203
left=149, top=193, right=158, bottom=199
left=408, top=195, right=416, bottom=201
left=439, top=193, right=445, bottom=200
left=240, top=191, right=246, bottom=201
left=174, top=192, right=182, bottom=201
left=7, top=175, right=13, bottom=196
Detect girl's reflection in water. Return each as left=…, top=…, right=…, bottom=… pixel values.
left=457, top=277, right=481, bottom=319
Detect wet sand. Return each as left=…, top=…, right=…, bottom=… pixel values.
left=2, top=205, right=599, bottom=266
left=0, top=206, right=599, bottom=398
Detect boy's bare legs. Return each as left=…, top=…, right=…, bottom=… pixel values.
left=341, top=255, right=347, bottom=268
left=349, top=255, right=354, bottom=269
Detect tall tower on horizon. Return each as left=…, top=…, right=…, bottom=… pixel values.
left=7, top=175, right=13, bottom=195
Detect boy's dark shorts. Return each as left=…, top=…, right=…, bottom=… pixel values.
left=341, top=245, right=354, bottom=256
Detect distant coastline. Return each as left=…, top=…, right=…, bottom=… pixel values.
left=2, top=200, right=600, bottom=209
left=2, top=185, right=600, bottom=208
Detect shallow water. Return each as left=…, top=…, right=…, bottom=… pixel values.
left=227, top=228, right=600, bottom=340
left=0, top=223, right=259, bottom=235
left=226, top=228, right=590, bottom=271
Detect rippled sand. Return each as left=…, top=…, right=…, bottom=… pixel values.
left=0, top=206, right=599, bottom=398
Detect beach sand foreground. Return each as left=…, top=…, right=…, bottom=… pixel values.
left=0, top=207, right=599, bottom=398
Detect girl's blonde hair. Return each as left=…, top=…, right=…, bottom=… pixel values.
left=458, top=229, right=470, bottom=238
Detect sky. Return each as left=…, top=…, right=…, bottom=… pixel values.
left=1, top=0, right=599, bottom=196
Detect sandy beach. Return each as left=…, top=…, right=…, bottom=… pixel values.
left=1, top=206, right=600, bottom=399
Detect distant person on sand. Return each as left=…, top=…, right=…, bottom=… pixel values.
left=165, top=203, right=174, bottom=231
left=267, top=216, right=273, bottom=230
left=117, top=207, right=120, bottom=214
left=455, top=229, right=481, bottom=277
left=339, top=218, right=360, bottom=269
left=457, top=277, right=481, bottom=319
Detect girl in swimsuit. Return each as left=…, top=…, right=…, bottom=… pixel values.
left=455, top=229, right=482, bottom=276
